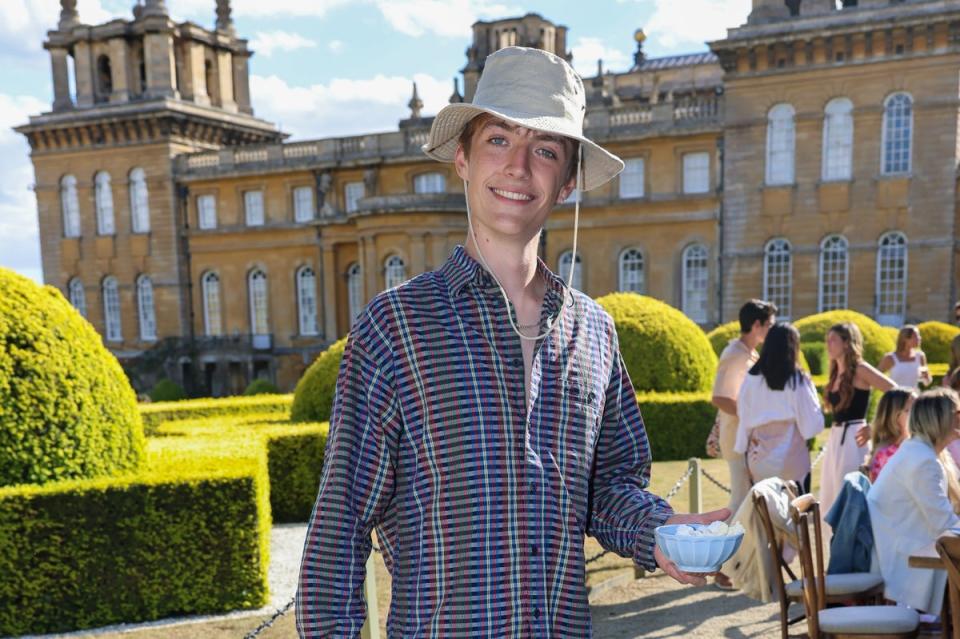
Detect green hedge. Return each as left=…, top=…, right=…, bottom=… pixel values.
left=292, top=337, right=348, bottom=423
left=794, top=310, right=895, bottom=366
left=917, top=321, right=960, bottom=364
left=801, top=342, right=826, bottom=376
left=706, top=321, right=740, bottom=357
left=637, top=392, right=715, bottom=461
left=141, top=394, right=292, bottom=434
left=0, top=448, right=269, bottom=636
left=244, top=378, right=280, bottom=396
left=149, top=378, right=186, bottom=403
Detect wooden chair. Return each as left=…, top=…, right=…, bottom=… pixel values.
left=754, top=487, right=886, bottom=639
left=792, top=495, right=919, bottom=638
left=935, top=534, right=960, bottom=639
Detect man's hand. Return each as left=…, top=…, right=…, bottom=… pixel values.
left=855, top=423, right=870, bottom=447
left=654, top=508, right=732, bottom=586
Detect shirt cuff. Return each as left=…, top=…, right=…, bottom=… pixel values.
left=632, top=504, right=674, bottom=571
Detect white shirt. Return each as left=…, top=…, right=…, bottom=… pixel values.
left=887, top=352, right=922, bottom=389
left=867, top=437, right=959, bottom=613
left=735, top=372, right=825, bottom=454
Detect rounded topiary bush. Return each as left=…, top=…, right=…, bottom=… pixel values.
left=917, top=321, right=960, bottom=364
left=881, top=325, right=899, bottom=345
left=596, top=293, right=717, bottom=392
left=793, top=310, right=895, bottom=366
left=291, top=337, right=348, bottom=422
left=149, top=378, right=185, bottom=402
left=244, top=378, right=279, bottom=396
left=0, top=268, right=145, bottom=486
left=706, top=320, right=740, bottom=357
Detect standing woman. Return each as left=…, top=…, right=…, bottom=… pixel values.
left=879, top=325, right=932, bottom=389
left=736, top=322, right=824, bottom=490
left=820, top=322, right=896, bottom=519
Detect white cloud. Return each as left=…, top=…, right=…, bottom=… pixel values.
left=0, top=93, right=49, bottom=283
left=570, top=37, right=632, bottom=76
left=250, top=72, right=450, bottom=139
left=250, top=30, right=317, bottom=57
left=373, top=0, right=519, bottom=38
left=0, top=0, right=116, bottom=59
left=171, top=0, right=352, bottom=18
left=328, top=40, right=344, bottom=54
left=642, top=0, right=751, bottom=50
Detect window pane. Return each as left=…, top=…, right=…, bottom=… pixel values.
left=414, top=173, right=446, bottom=194
left=822, top=99, right=853, bottom=181
left=102, top=277, right=122, bottom=341
left=347, top=264, right=363, bottom=327
left=882, top=94, right=912, bottom=175
left=619, top=248, right=644, bottom=293
left=202, top=272, right=222, bottom=336
left=876, top=232, right=907, bottom=325
left=297, top=267, right=319, bottom=335
left=198, top=194, right=217, bottom=230
left=61, top=176, right=81, bottom=238
left=249, top=270, right=269, bottom=334
left=137, top=276, right=156, bottom=341
left=345, top=182, right=364, bottom=213
left=384, top=256, right=407, bottom=290
left=130, top=168, right=150, bottom=233
left=819, top=236, right=848, bottom=312
left=245, top=191, right=264, bottom=226
left=766, top=105, right=795, bottom=185
left=683, top=152, right=710, bottom=194
left=557, top=251, right=583, bottom=291
left=764, top=239, right=792, bottom=320
left=294, top=186, right=315, bottom=222
left=96, top=172, right=115, bottom=235
left=68, top=278, right=86, bottom=317
left=619, top=158, right=645, bottom=198
left=682, top=244, right=709, bottom=323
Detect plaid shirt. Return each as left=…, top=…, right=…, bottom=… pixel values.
left=296, top=246, right=672, bottom=638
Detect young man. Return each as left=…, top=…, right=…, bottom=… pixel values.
left=296, top=46, right=728, bottom=637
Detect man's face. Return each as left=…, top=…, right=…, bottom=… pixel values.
left=454, top=117, right=576, bottom=244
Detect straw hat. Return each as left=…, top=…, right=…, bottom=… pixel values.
left=422, top=46, right=624, bottom=191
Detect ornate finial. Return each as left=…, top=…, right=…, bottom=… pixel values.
left=449, top=78, right=463, bottom=104
left=59, top=0, right=80, bottom=30
left=216, top=0, right=234, bottom=33
left=143, top=0, right=168, bottom=17
left=597, top=58, right=604, bottom=76
left=633, top=28, right=647, bottom=67
left=408, top=82, right=423, bottom=119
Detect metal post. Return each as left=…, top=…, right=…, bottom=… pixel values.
left=360, top=552, right=380, bottom=639
left=688, top=457, right=702, bottom=515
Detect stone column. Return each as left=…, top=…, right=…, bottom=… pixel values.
left=50, top=47, right=73, bottom=110
left=183, top=41, right=209, bottom=105
left=232, top=53, right=252, bottom=114
left=410, top=233, right=426, bottom=276
left=363, top=236, right=378, bottom=304
left=73, top=40, right=95, bottom=107
left=107, top=38, right=130, bottom=104
left=321, top=241, right=338, bottom=339
left=216, top=49, right=237, bottom=112
left=144, top=32, right=178, bottom=98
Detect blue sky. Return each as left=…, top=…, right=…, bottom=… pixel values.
left=0, top=0, right=751, bottom=283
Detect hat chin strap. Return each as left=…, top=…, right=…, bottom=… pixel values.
left=464, top=145, right=583, bottom=342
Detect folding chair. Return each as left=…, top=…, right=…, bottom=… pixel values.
left=935, top=535, right=960, bottom=639
left=792, top=495, right=919, bottom=638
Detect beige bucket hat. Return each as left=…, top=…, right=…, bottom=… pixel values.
left=422, top=46, right=624, bottom=192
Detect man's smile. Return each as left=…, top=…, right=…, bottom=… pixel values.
left=490, top=186, right=535, bottom=202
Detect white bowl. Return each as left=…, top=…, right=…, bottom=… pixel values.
left=655, top=523, right=744, bottom=573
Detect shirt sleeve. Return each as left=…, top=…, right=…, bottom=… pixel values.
left=734, top=376, right=756, bottom=454
left=712, top=347, right=740, bottom=399
left=296, top=332, right=401, bottom=638
left=794, top=375, right=825, bottom=441
left=908, top=454, right=960, bottom=538
left=586, top=346, right=674, bottom=572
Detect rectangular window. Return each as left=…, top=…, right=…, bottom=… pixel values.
left=344, top=181, right=364, bottom=213
left=197, top=194, right=217, bottom=230
left=244, top=190, right=264, bottom=226
left=682, top=152, right=710, bottom=194
left=293, top=186, right=315, bottom=222
left=414, top=173, right=446, bottom=194
left=619, top=158, right=645, bottom=199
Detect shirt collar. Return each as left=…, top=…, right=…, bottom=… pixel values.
left=441, top=245, right=567, bottom=313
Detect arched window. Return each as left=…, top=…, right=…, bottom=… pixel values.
left=682, top=244, right=709, bottom=324
left=882, top=93, right=912, bottom=175
left=763, top=238, right=792, bottom=320
left=347, top=263, right=363, bottom=327
left=248, top=268, right=269, bottom=335
left=557, top=250, right=583, bottom=291
left=384, top=255, right=407, bottom=290
left=95, top=171, right=115, bottom=235
left=818, top=235, right=848, bottom=312
left=201, top=271, right=222, bottom=336
left=102, top=276, right=122, bottom=341
left=60, top=175, right=80, bottom=238
left=413, top=172, right=446, bottom=194
left=766, top=103, right=795, bottom=185
left=68, top=277, right=86, bottom=317
left=96, top=54, right=112, bottom=101
left=822, top=98, right=854, bottom=181
left=129, top=167, right=150, bottom=233
left=618, top=248, right=645, bottom=293
left=876, top=231, right=908, bottom=326
left=136, top=275, right=157, bottom=341
left=296, top=266, right=319, bottom=336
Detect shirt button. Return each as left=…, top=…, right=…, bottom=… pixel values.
left=533, top=607, right=541, bottom=619
left=530, top=482, right=537, bottom=493
left=510, top=357, right=522, bottom=368
left=531, top=544, right=539, bottom=556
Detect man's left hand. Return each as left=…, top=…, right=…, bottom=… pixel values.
left=654, top=508, right=732, bottom=586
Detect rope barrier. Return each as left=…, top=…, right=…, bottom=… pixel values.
left=700, top=467, right=732, bottom=494
left=244, top=597, right=295, bottom=639
left=811, top=445, right=827, bottom=470
left=663, top=463, right=694, bottom=502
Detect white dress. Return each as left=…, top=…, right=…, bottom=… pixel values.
left=867, top=438, right=960, bottom=613
left=886, top=352, right=922, bottom=389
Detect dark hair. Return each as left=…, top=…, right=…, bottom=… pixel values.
left=749, top=322, right=802, bottom=390
left=738, top=299, right=778, bottom=333
left=458, top=113, right=580, bottom=184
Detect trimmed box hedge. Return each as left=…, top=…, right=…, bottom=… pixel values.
left=141, top=393, right=293, bottom=433
left=637, top=392, right=715, bottom=461
left=0, top=448, right=270, bottom=636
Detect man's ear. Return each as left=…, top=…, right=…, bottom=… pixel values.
left=556, top=175, right=577, bottom=204
left=454, top=144, right=469, bottom=181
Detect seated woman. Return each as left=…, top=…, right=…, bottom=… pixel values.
left=736, top=322, right=824, bottom=490
left=867, top=387, right=960, bottom=617
left=867, top=387, right=916, bottom=483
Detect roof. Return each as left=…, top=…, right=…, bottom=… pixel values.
left=636, top=52, right=719, bottom=70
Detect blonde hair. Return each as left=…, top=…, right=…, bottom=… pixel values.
left=896, top=325, right=919, bottom=356
left=870, top=387, right=915, bottom=452
left=941, top=451, right=960, bottom=515
left=909, top=387, right=960, bottom=447
left=947, top=334, right=960, bottom=391
left=824, top=322, right=864, bottom=414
